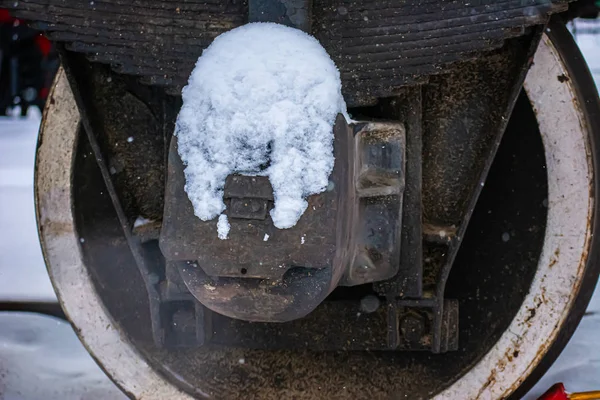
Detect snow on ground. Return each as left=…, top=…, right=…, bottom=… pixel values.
left=526, top=291, right=600, bottom=398
left=0, top=116, right=56, bottom=302
left=0, top=312, right=127, bottom=400
left=176, top=23, right=347, bottom=232
left=572, top=19, right=600, bottom=83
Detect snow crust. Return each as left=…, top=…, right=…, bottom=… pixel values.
left=175, top=23, right=347, bottom=233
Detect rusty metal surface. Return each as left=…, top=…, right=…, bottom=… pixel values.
left=3, top=0, right=571, bottom=106
left=160, top=117, right=352, bottom=282
left=342, top=121, right=405, bottom=286
left=508, top=20, right=600, bottom=398
left=159, top=115, right=354, bottom=322
left=372, top=86, right=424, bottom=299
left=46, top=62, right=556, bottom=398
left=59, top=50, right=167, bottom=346
left=225, top=176, right=272, bottom=219
left=159, top=116, right=406, bottom=321
left=37, top=24, right=600, bottom=399
left=52, top=20, right=543, bottom=361
left=36, top=69, right=193, bottom=400
left=429, top=30, right=544, bottom=352
left=340, top=31, right=543, bottom=353
left=205, top=299, right=457, bottom=351
left=29, top=1, right=595, bottom=396
left=68, top=85, right=550, bottom=398
left=422, top=41, right=537, bottom=227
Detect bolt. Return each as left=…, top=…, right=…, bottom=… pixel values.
left=400, top=314, right=424, bottom=344
left=360, top=295, right=380, bottom=313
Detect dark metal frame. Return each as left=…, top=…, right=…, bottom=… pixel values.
left=55, top=20, right=544, bottom=354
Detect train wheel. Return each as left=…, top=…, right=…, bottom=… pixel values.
left=35, top=19, right=600, bottom=399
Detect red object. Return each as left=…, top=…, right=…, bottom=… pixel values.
left=538, top=383, right=569, bottom=400
left=34, top=34, right=52, bottom=57
left=39, top=86, right=49, bottom=100
left=0, top=8, right=13, bottom=23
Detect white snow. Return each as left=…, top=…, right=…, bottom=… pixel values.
left=217, top=214, right=230, bottom=240
left=0, top=117, right=56, bottom=302
left=5, top=106, right=22, bottom=117
left=133, top=216, right=152, bottom=228
left=0, top=312, right=127, bottom=400
left=571, top=19, right=600, bottom=85
left=263, top=233, right=269, bottom=242
left=175, top=22, right=347, bottom=231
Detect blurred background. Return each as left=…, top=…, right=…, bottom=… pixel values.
left=0, top=6, right=599, bottom=400
left=0, top=8, right=58, bottom=118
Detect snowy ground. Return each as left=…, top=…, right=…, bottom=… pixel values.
left=0, top=312, right=126, bottom=400
left=571, top=19, right=600, bottom=84
left=0, top=116, right=56, bottom=302
left=0, top=116, right=126, bottom=399
left=0, top=21, right=599, bottom=399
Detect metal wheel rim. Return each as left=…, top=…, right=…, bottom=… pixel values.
left=436, top=31, right=595, bottom=399
left=35, top=31, right=596, bottom=399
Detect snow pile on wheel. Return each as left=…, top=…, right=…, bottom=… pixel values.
left=175, top=22, right=347, bottom=235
